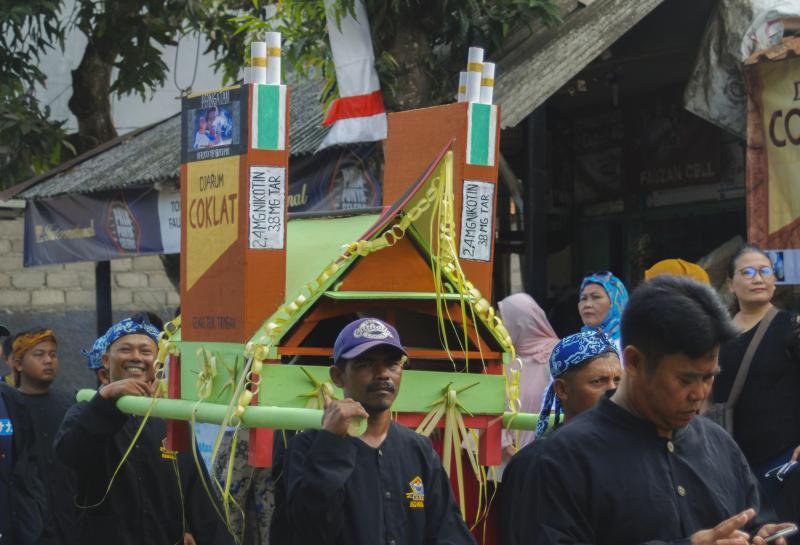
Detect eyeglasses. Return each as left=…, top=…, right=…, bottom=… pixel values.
left=737, top=266, right=774, bottom=279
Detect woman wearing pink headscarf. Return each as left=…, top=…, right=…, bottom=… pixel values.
left=499, top=293, right=560, bottom=452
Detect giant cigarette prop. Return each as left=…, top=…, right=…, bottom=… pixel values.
left=251, top=42, right=267, bottom=84
left=465, top=47, right=483, bottom=103
left=265, top=32, right=281, bottom=85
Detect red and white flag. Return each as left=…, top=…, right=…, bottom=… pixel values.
left=319, top=0, right=387, bottom=150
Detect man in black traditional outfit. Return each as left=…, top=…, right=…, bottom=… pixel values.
left=55, top=316, right=234, bottom=545
left=10, top=329, right=77, bottom=544
left=525, top=275, right=795, bottom=545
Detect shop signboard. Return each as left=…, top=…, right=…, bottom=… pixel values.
left=744, top=39, right=800, bottom=249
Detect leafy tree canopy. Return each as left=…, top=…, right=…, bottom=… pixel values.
left=218, top=0, right=559, bottom=111
left=0, top=0, right=557, bottom=190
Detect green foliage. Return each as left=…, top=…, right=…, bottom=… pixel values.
left=0, top=0, right=560, bottom=190
left=0, top=93, right=70, bottom=189
left=0, top=0, right=230, bottom=189
left=0, top=0, right=69, bottom=189
left=223, top=0, right=560, bottom=108
left=74, top=0, right=212, bottom=100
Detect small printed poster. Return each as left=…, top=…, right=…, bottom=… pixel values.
left=181, top=85, right=248, bottom=164
left=765, top=249, right=800, bottom=285
left=459, top=180, right=494, bottom=262
left=249, top=166, right=285, bottom=249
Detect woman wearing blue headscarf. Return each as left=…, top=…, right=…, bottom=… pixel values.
left=578, top=271, right=629, bottom=352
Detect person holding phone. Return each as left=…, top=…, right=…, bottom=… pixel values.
left=714, top=244, right=800, bottom=526
left=522, top=276, right=794, bottom=545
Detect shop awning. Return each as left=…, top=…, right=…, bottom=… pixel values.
left=494, top=0, right=666, bottom=128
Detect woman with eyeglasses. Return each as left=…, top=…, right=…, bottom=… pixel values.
left=577, top=271, right=629, bottom=353
left=714, top=243, right=800, bottom=523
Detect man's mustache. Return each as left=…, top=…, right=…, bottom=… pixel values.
left=367, top=381, right=395, bottom=393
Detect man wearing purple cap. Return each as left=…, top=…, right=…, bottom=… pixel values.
left=282, top=317, right=474, bottom=545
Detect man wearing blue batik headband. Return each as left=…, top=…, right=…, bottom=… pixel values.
left=500, top=330, right=621, bottom=545
left=55, top=315, right=234, bottom=545
left=534, top=329, right=621, bottom=439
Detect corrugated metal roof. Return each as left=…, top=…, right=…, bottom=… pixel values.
left=493, top=0, right=664, bottom=128
left=16, top=76, right=330, bottom=199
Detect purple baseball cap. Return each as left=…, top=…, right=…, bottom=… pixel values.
left=333, top=317, right=408, bottom=365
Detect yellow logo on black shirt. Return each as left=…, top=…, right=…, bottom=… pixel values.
left=406, top=476, right=425, bottom=509
left=160, top=445, right=177, bottom=461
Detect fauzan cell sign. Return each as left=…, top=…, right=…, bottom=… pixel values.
left=745, top=40, right=800, bottom=248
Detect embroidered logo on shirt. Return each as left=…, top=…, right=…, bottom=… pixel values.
left=160, top=445, right=177, bottom=461
left=0, top=419, right=13, bottom=436
left=405, top=476, right=425, bottom=509
left=353, top=319, right=393, bottom=340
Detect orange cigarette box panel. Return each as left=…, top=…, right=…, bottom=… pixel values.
left=383, top=102, right=501, bottom=301
left=180, top=84, right=290, bottom=343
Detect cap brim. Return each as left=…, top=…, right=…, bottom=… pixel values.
left=337, top=340, right=408, bottom=364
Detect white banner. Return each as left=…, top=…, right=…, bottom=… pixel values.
left=249, top=166, right=285, bottom=249
left=459, top=180, right=494, bottom=262
left=157, top=188, right=181, bottom=254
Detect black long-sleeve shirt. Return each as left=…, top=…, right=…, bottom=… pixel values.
left=284, top=422, right=475, bottom=545
left=499, top=434, right=548, bottom=545
left=527, top=397, right=775, bottom=545
left=22, top=389, right=78, bottom=545
left=54, top=393, right=234, bottom=545
left=0, top=383, right=45, bottom=545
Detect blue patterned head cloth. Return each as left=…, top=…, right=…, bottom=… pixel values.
left=579, top=271, right=629, bottom=346
left=82, top=315, right=160, bottom=370
left=535, top=330, right=618, bottom=438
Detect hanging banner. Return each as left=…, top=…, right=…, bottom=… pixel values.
left=158, top=188, right=181, bottom=254
left=287, top=143, right=382, bottom=213
left=24, top=187, right=169, bottom=267
left=744, top=38, right=800, bottom=248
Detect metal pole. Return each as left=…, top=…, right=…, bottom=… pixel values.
left=95, top=261, right=112, bottom=337
left=523, top=108, right=548, bottom=302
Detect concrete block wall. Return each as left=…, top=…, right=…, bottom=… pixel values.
left=0, top=216, right=180, bottom=314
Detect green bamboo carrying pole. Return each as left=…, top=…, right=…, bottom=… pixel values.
left=76, top=389, right=546, bottom=431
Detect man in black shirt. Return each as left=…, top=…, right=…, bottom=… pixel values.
left=500, top=329, right=621, bottom=545
left=9, top=329, right=77, bottom=545
left=283, top=317, right=474, bottom=545
left=54, top=316, right=234, bottom=545
left=0, top=381, right=45, bottom=545
left=525, top=276, right=795, bottom=545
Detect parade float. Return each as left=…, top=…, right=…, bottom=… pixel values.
left=83, top=35, right=543, bottom=531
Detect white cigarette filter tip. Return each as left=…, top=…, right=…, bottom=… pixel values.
left=482, top=62, right=495, bottom=82
left=251, top=41, right=267, bottom=58
left=468, top=47, right=484, bottom=65
left=265, top=32, right=281, bottom=52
